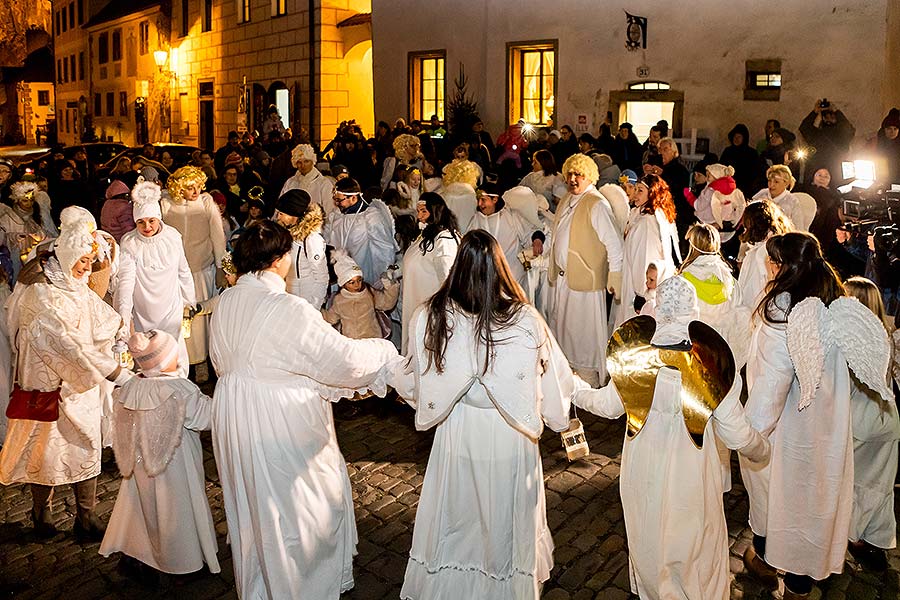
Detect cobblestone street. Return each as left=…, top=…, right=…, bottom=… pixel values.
left=1, top=396, right=898, bottom=599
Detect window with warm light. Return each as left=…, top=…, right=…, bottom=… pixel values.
left=238, top=0, right=251, bottom=23
left=139, top=21, right=149, bottom=55
left=508, top=41, right=556, bottom=125
left=744, top=59, right=782, bottom=101
left=408, top=51, right=445, bottom=121
left=273, top=0, right=287, bottom=17
left=628, top=81, right=670, bottom=91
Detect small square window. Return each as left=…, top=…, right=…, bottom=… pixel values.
left=38, top=91, right=50, bottom=106
left=744, top=59, right=782, bottom=101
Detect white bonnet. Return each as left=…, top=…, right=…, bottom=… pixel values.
left=332, top=249, right=363, bottom=287
left=706, top=164, right=735, bottom=181
left=131, top=180, right=162, bottom=221
left=651, top=275, right=699, bottom=347
left=291, top=144, right=316, bottom=167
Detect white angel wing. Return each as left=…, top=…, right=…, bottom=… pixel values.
left=786, top=296, right=827, bottom=411
left=791, top=192, right=817, bottom=232
left=597, top=183, right=631, bottom=236
left=828, top=297, right=893, bottom=402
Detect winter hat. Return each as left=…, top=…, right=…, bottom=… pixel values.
left=224, top=151, right=244, bottom=168
left=131, top=180, right=162, bottom=221
left=881, top=108, right=900, bottom=130
left=139, top=166, right=160, bottom=183
left=771, top=127, right=796, bottom=146
left=291, top=144, right=316, bottom=167
left=276, top=189, right=311, bottom=217
left=330, top=164, right=350, bottom=178
left=650, top=275, right=699, bottom=348
left=10, top=181, right=39, bottom=203
left=59, top=205, right=97, bottom=230
left=619, top=169, right=638, bottom=185
left=209, top=189, right=227, bottom=208
left=332, top=249, right=363, bottom=287
left=128, top=330, right=179, bottom=376
left=105, top=179, right=131, bottom=201
left=705, top=164, right=735, bottom=181
left=53, top=216, right=97, bottom=281
left=549, top=129, right=561, bottom=139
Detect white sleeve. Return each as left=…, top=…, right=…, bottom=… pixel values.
left=305, top=233, right=330, bottom=309
left=178, top=245, right=197, bottom=306
left=538, top=323, right=582, bottom=432
left=712, top=375, right=770, bottom=463
left=574, top=382, right=626, bottom=419
left=744, top=323, right=795, bottom=437
left=590, top=199, right=624, bottom=272
left=431, top=234, right=458, bottom=282
left=113, top=249, right=136, bottom=331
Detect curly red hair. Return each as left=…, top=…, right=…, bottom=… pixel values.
left=638, top=174, right=676, bottom=223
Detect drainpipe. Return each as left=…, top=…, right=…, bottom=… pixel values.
left=308, top=0, right=316, bottom=148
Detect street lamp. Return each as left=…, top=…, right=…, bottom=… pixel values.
left=153, top=50, right=168, bottom=72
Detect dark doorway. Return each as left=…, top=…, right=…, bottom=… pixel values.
left=199, top=99, right=214, bottom=152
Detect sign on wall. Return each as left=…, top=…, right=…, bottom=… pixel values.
left=625, top=13, right=648, bottom=51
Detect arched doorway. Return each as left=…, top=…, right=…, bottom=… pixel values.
left=268, top=81, right=290, bottom=131
left=609, top=81, right=683, bottom=140
left=341, top=40, right=374, bottom=137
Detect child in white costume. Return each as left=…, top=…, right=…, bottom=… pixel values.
left=843, top=277, right=900, bottom=572
left=116, top=181, right=196, bottom=375
left=100, top=330, right=219, bottom=575
left=574, top=276, right=770, bottom=600
left=322, top=250, right=400, bottom=340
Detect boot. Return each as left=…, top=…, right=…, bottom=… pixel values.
left=783, top=586, right=811, bottom=600
left=72, top=477, right=105, bottom=543
left=30, top=484, right=57, bottom=539
left=742, top=545, right=778, bottom=590
left=848, top=540, right=889, bottom=572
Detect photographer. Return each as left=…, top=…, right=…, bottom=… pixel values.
left=799, top=99, right=856, bottom=182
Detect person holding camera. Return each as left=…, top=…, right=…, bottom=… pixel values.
left=799, top=99, right=856, bottom=182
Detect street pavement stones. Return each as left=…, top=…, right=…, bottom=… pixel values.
left=1, top=395, right=899, bottom=599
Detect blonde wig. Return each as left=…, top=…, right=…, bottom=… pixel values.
left=167, top=165, right=208, bottom=202
left=766, top=164, right=796, bottom=191
left=393, top=134, right=421, bottom=163
left=442, top=159, right=479, bottom=188
left=561, top=153, right=599, bottom=185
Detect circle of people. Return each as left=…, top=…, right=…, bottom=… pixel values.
left=0, top=106, right=898, bottom=600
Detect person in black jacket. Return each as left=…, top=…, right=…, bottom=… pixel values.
left=799, top=99, right=855, bottom=182
left=611, top=122, right=644, bottom=173
left=647, top=138, right=693, bottom=248
left=720, top=123, right=766, bottom=197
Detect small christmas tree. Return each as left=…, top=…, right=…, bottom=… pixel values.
left=447, top=63, right=480, bottom=147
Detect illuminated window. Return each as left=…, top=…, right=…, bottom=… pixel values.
left=273, top=0, right=287, bottom=17
left=751, top=73, right=781, bottom=88
left=745, top=59, right=782, bottom=101
left=508, top=41, right=556, bottom=125
left=628, top=81, right=670, bottom=91
left=408, top=51, right=445, bottom=121
left=139, top=21, right=149, bottom=55
left=238, top=0, right=251, bottom=23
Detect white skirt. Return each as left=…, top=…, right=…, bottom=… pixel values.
left=187, top=264, right=216, bottom=364
left=549, top=280, right=609, bottom=376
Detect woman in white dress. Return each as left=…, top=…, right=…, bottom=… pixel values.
left=736, top=200, right=793, bottom=311
left=519, top=149, right=566, bottom=210
left=739, top=232, right=893, bottom=599
left=0, top=218, right=130, bottom=541
left=842, top=277, right=900, bottom=572
left=400, top=192, right=459, bottom=354
left=751, top=164, right=800, bottom=226
left=393, top=229, right=580, bottom=600
left=208, top=221, right=401, bottom=599
left=0, top=181, right=48, bottom=283
left=160, top=166, right=226, bottom=372
left=613, top=174, right=680, bottom=327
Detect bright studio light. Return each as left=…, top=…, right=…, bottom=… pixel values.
left=795, top=149, right=807, bottom=160
left=841, top=159, right=877, bottom=190
left=521, top=123, right=533, bottom=134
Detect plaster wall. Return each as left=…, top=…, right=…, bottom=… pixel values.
left=373, top=0, right=894, bottom=155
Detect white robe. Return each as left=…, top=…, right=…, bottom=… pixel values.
left=751, top=189, right=800, bottom=227
left=849, top=375, right=900, bottom=549
left=739, top=310, right=854, bottom=580
left=736, top=241, right=769, bottom=311
left=324, top=200, right=398, bottom=286
left=209, top=270, right=400, bottom=599
left=394, top=306, right=576, bottom=600
left=575, top=370, right=769, bottom=600
left=0, top=279, right=120, bottom=485
left=613, top=210, right=677, bottom=328
left=548, top=186, right=624, bottom=377
left=285, top=232, right=328, bottom=308
left=117, top=224, right=196, bottom=374
left=100, top=374, right=220, bottom=575
left=467, top=207, right=534, bottom=288
left=0, top=283, right=11, bottom=439
left=280, top=167, right=336, bottom=216
left=400, top=230, right=459, bottom=354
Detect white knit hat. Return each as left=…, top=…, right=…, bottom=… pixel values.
left=291, top=144, right=316, bottom=167
left=59, top=205, right=97, bottom=230
left=332, top=249, right=363, bottom=287
left=650, top=275, right=699, bottom=347
left=53, top=219, right=96, bottom=279
left=131, top=180, right=162, bottom=221
left=705, top=164, right=734, bottom=181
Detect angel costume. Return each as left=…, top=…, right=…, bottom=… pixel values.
left=751, top=189, right=800, bottom=227
left=736, top=240, right=769, bottom=311
left=739, top=294, right=893, bottom=582
left=467, top=205, right=535, bottom=288
left=209, top=270, right=400, bottom=599
left=439, top=183, right=477, bottom=236
left=161, top=191, right=226, bottom=364
left=575, top=276, right=770, bottom=600
left=280, top=165, right=336, bottom=216
left=612, top=209, right=679, bottom=328
left=393, top=305, right=577, bottom=600
left=324, top=198, right=398, bottom=286
left=100, top=374, right=220, bottom=575
left=400, top=230, right=459, bottom=354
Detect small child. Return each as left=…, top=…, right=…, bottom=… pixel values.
left=396, top=167, right=423, bottom=211
left=843, top=277, right=900, bottom=572
left=322, top=250, right=400, bottom=340
left=635, top=262, right=661, bottom=317
left=519, top=230, right=551, bottom=318
left=244, top=198, right=266, bottom=229
left=99, top=330, right=220, bottom=578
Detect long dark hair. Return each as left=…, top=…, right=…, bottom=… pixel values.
left=756, top=231, right=844, bottom=324
left=424, top=229, right=528, bottom=374
left=419, top=191, right=459, bottom=254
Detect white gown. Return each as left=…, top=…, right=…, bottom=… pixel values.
left=280, top=167, right=336, bottom=216
left=117, top=224, right=196, bottom=374
left=736, top=241, right=769, bottom=311
left=0, top=283, right=11, bottom=439
left=400, top=230, right=459, bottom=354
left=394, top=306, right=576, bottom=600
left=209, top=270, right=400, bottom=599
left=575, top=370, right=769, bottom=600
left=324, top=200, right=398, bottom=286
left=613, top=210, right=677, bottom=328
left=849, top=375, right=900, bottom=549
left=467, top=207, right=534, bottom=288
left=548, top=187, right=624, bottom=377
left=100, top=375, right=220, bottom=575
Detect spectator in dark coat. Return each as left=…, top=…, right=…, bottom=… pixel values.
left=799, top=99, right=855, bottom=181
left=720, top=123, right=766, bottom=196
left=611, top=123, right=644, bottom=173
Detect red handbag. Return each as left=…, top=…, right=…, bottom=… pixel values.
left=6, top=384, right=60, bottom=422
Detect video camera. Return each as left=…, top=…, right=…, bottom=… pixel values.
left=841, top=185, right=899, bottom=287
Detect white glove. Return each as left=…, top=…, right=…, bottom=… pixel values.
left=607, top=271, right=622, bottom=301
left=110, top=368, right=134, bottom=387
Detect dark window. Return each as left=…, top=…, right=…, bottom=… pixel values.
left=139, top=21, right=149, bottom=55
left=181, top=0, right=189, bottom=36
left=106, top=92, right=114, bottom=117
left=68, top=3, right=74, bottom=28
left=203, top=0, right=213, bottom=31
left=38, top=91, right=50, bottom=106
left=120, top=92, right=128, bottom=117
left=69, top=55, right=76, bottom=82
left=98, top=32, right=109, bottom=64
left=94, top=93, right=102, bottom=116
left=199, top=81, right=214, bottom=97
left=112, top=29, right=122, bottom=61
left=55, top=10, right=60, bottom=36
left=77, top=0, right=84, bottom=24
left=61, top=8, right=67, bottom=32
left=79, top=52, right=85, bottom=80
left=63, top=57, right=69, bottom=83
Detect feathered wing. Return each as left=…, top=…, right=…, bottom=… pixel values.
left=828, top=297, right=893, bottom=402
left=786, top=296, right=827, bottom=411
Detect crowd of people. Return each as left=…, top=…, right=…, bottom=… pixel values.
left=0, top=97, right=897, bottom=600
